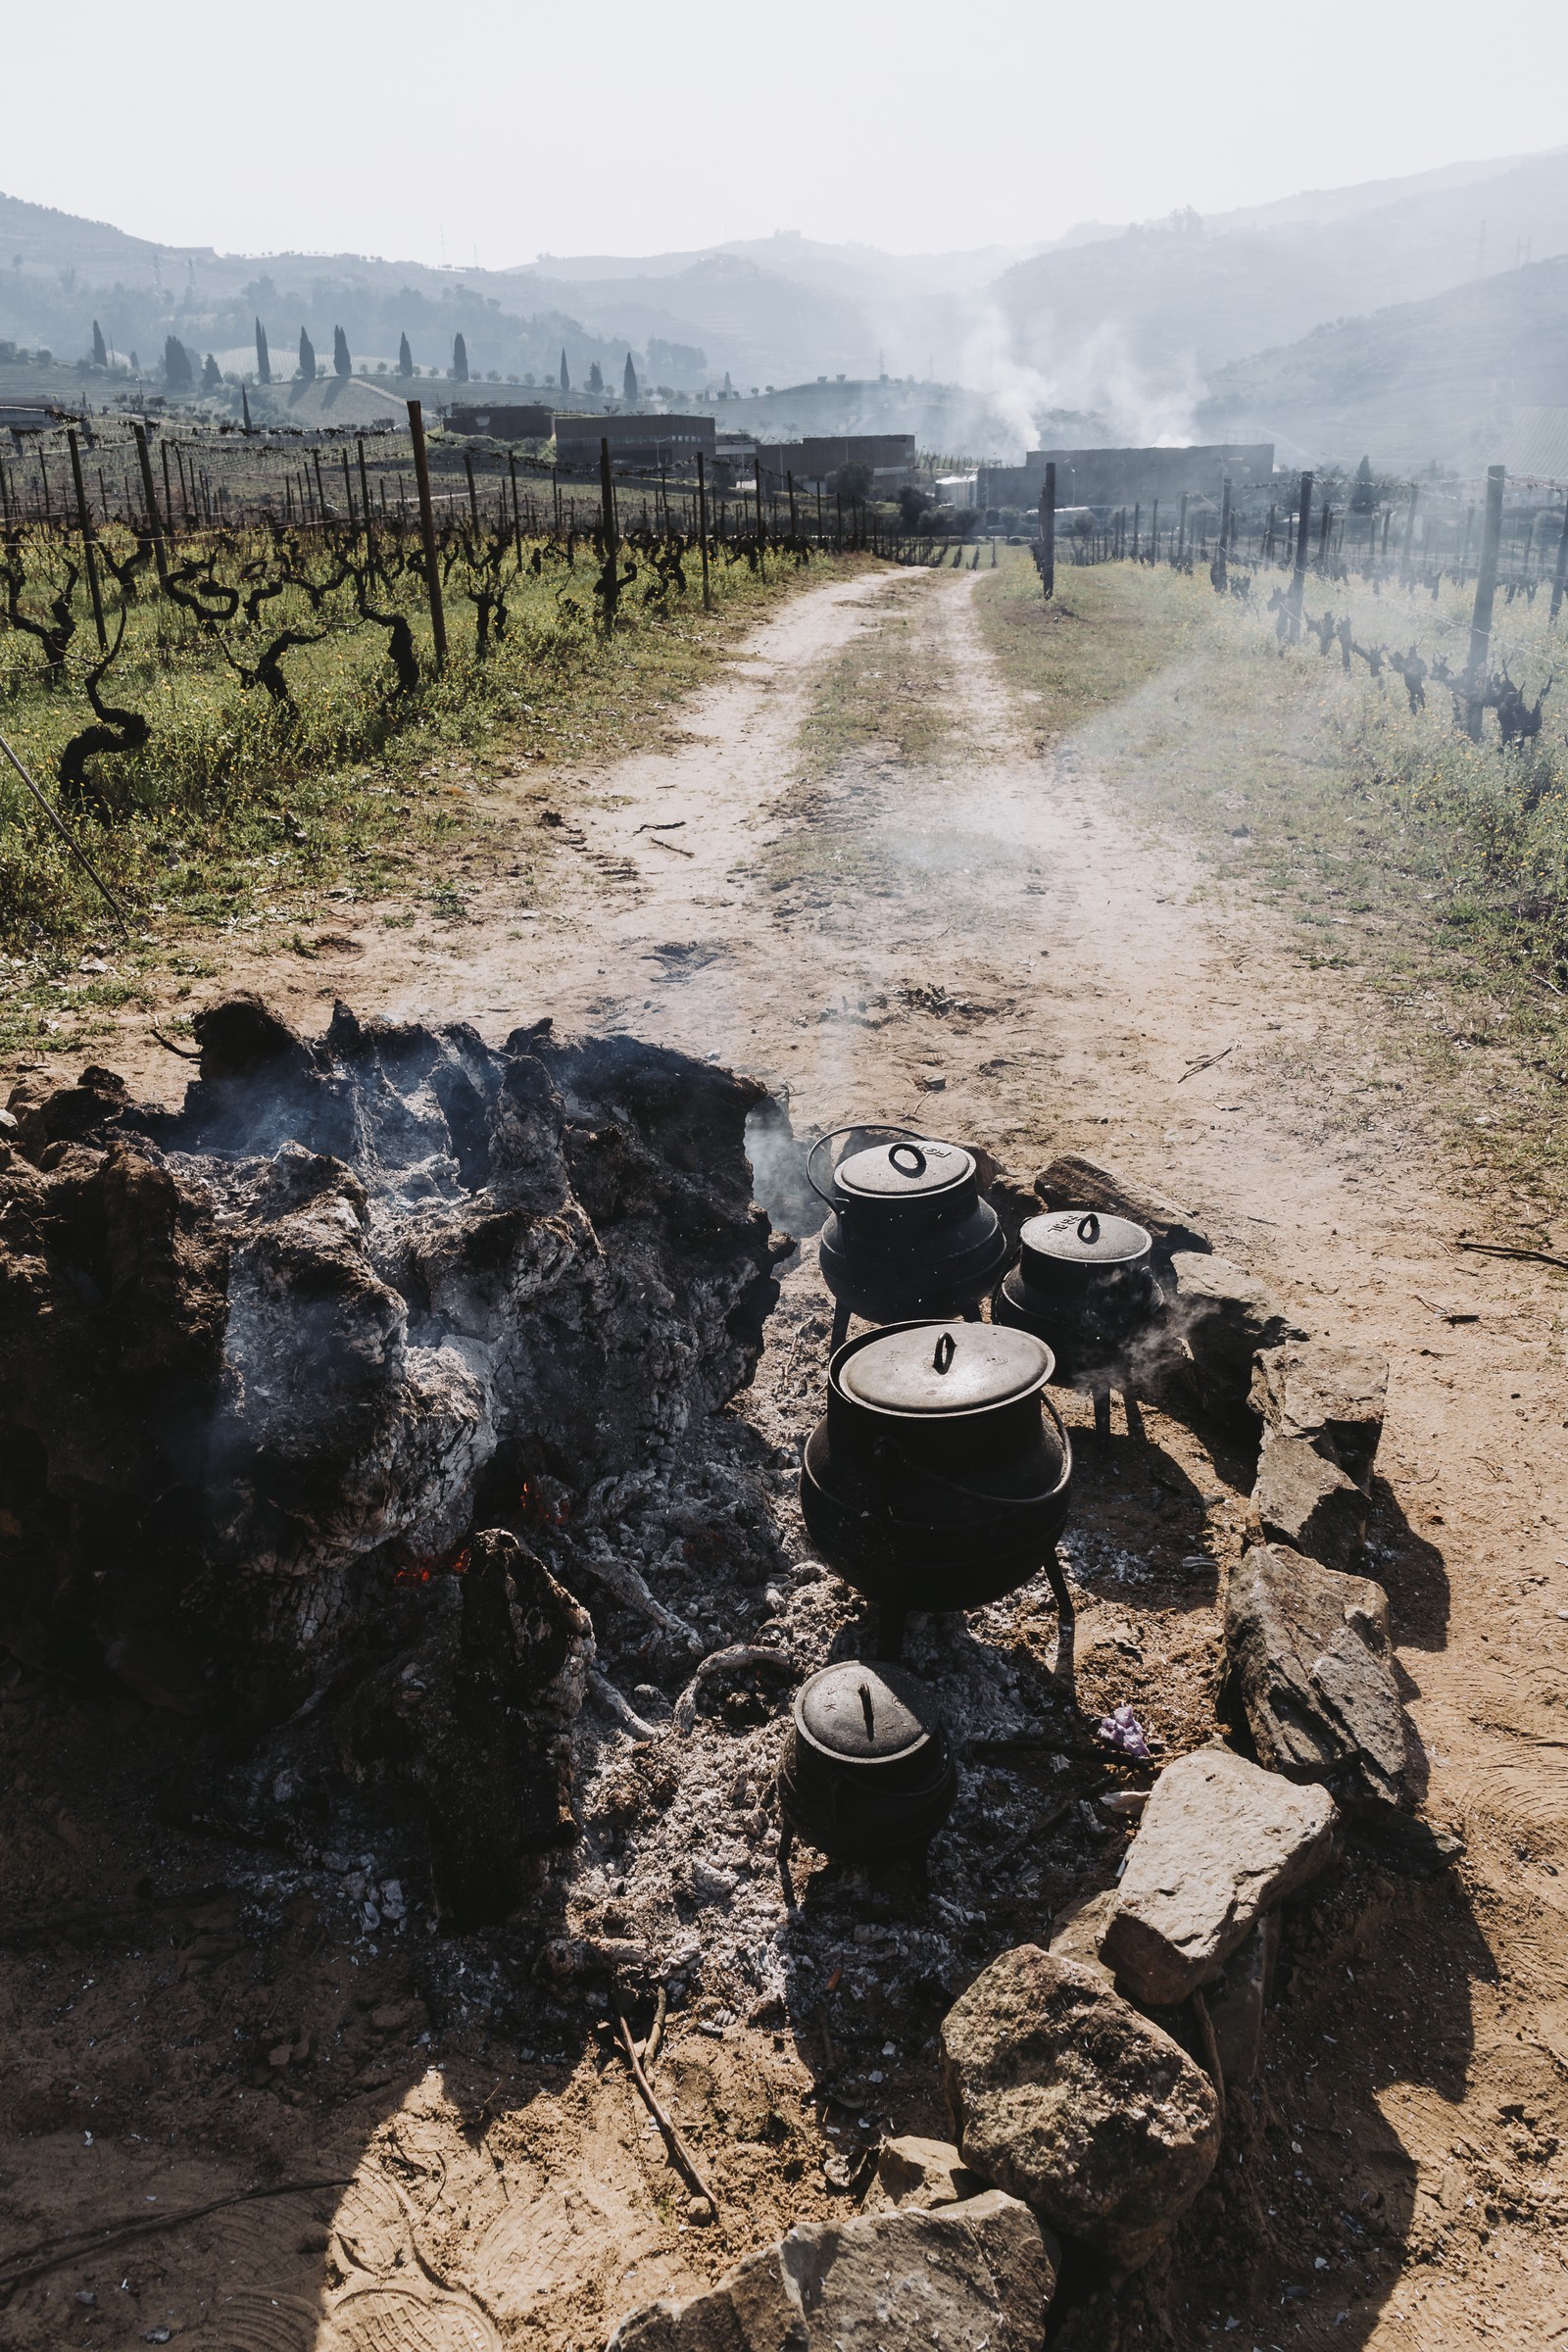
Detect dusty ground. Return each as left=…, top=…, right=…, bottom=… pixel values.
left=5, top=561, right=1568, bottom=2350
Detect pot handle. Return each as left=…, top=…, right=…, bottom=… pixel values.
left=870, top=1393, right=1074, bottom=1525
left=805, top=1123, right=926, bottom=1209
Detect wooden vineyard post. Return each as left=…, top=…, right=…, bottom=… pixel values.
left=1399, top=484, right=1418, bottom=584
left=341, top=447, right=356, bottom=527
left=754, top=454, right=767, bottom=576
left=599, top=436, right=619, bottom=631
left=131, top=421, right=170, bottom=584
left=787, top=468, right=798, bottom=542
left=358, top=437, right=375, bottom=561
left=1550, top=492, right=1568, bottom=628
left=1039, top=461, right=1055, bottom=600
left=1464, top=464, right=1506, bottom=736
left=67, top=428, right=108, bottom=651
left=464, top=450, right=480, bottom=531
left=696, top=452, right=711, bottom=611
left=1131, top=501, right=1140, bottom=561
left=1288, top=470, right=1312, bottom=643
left=1213, top=476, right=1231, bottom=594
left=160, top=440, right=175, bottom=541
left=406, top=400, right=448, bottom=670
left=1177, top=490, right=1188, bottom=564
left=508, top=452, right=523, bottom=565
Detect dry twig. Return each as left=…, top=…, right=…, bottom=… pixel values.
left=614, top=2013, right=717, bottom=2211
left=1177, top=1041, right=1237, bottom=1083
left=1455, top=1239, right=1568, bottom=1273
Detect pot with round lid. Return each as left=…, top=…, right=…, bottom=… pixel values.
left=800, top=1318, right=1073, bottom=1651
left=777, top=1659, right=957, bottom=1860
left=994, top=1208, right=1162, bottom=1387
left=808, top=1126, right=1009, bottom=1345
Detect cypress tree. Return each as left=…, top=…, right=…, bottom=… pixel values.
left=333, top=325, right=352, bottom=378
left=164, top=334, right=193, bottom=390
left=91, top=319, right=108, bottom=368
left=452, top=331, right=469, bottom=382
left=622, top=350, right=638, bottom=401
left=398, top=331, right=414, bottom=378
left=559, top=348, right=569, bottom=393
left=202, top=352, right=221, bottom=392
left=298, top=326, right=317, bottom=380
left=255, top=318, right=271, bottom=384
left=587, top=361, right=603, bottom=394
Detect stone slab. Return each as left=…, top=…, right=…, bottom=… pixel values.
left=1252, top=1429, right=1368, bottom=1570
left=1225, top=1541, right=1412, bottom=1810
left=1250, top=1341, right=1388, bottom=1490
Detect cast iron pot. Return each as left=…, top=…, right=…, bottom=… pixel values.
left=799, top=1319, right=1073, bottom=1642
left=808, top=1126, right=1009, bottom=1339
left=777, top=1659, right=957, bottom=1861
left=994, top=1208, right=1162, bottom=1386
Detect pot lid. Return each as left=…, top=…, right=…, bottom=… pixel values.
left=839, top=1321, right=1050, bottom=1414
left=795, top=1660, right=940, bottom=1763
left=835, top=1137, right=973, bottom=1200
left=1020, top=1209, right=1152, bottom=1267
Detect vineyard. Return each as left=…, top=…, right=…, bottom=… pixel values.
left=0, top=410, right=875, bottom=963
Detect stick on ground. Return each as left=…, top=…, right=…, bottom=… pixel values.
left=614, top=2013, right=717, bottom=2212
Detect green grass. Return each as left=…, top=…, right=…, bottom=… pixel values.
left=975, top=549, right=1568, bottom=1211
left=0, top=525, right=861, bottom=1059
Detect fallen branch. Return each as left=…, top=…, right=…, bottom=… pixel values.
left=614, top=2013, right=717, bottom=2212
left=0, top=2178, right=351, bottom=2294
left=1177, top=1041, right=1237, bottom=1083
left=570, top=1541, right=704, bottom=1651
left=589, top=1668, right=662, bottom=1741
left=649, top=835, right=695, bottom=858
left=641, top=1984, right=668, bottom=2067
left=1454, top=1239, right=1568, bottom=1274
left=0, top=729, right=132, bottom=938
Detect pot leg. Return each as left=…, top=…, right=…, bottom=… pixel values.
left=874, top=1604, right=908, bottom=1661
left=1093, top=1386, right=1111, bottom=1442
left=830, top=1299, right=852, bottom=1351
left=1123, top=1390, right=1146, bottom=1445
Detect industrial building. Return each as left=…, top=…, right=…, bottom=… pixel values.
left=757, top=434, right=915, bottom=490
left=977, top=442, right=1274, bottom=512
left=443, top=403, right=555, bottom=440
left=553, top=412, right=716, bottom=472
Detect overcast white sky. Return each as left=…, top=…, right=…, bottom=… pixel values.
left=10, top=0, right=1568, bottom=265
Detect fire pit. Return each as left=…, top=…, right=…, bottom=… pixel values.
left=799, top=1318, right=1073, bottom=1656
left=808, top=1126, right=1009, bottom=1349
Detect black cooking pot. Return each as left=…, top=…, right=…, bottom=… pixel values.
left=994, top=1209, right=1162, bottom=1386
left=808, top=1126, right=1009, bottom=1337
left=800, top=1319, right=1073, bottom=1637
left=778, top=1659, right=957, bottom=1860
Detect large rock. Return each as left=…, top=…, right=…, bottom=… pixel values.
left=1099, top=1743, right=1336, bottom=2005
left=1250, top=1342, right=1388, bottom=1490
left=606, top=2191, right=1055, bottom=2351
left=1252, top=1431, right=1367, bottom=1569
left=1225, top=1542, right=1412, bottom=1811
left=1168, top=1251, right=1301, bottom=1421
left=939, top=1947, right=1220, bottom=2272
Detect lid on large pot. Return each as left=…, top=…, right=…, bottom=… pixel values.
left=1020, top=1208, right=1152, bottom=1275
left=794, top=1660, right=941, bottom=1766
left=839, top=1320, right=1052, bottom=1415
left=835, top=1137, right=973, bottom=1201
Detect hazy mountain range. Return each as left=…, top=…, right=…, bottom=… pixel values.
left=3, top=143, right=1567, bottom=469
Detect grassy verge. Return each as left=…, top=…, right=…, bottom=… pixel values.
left=975, top=549, right=1568, bottom=1211
left=0, top=535, right=860, bottom=1060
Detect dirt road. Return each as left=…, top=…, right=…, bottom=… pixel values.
left=6, top=562, right=1568, bottom=2349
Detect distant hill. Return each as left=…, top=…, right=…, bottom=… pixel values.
left=1199, top=253, right=1568, bottom=469
left=995, top=146, right=1568, bottom=437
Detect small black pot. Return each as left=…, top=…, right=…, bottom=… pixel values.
left=778, top=1659, right=957, bottom=1860
left=808, top=1126, right=1009, bottom=1327
left=799, top=1319, right=1073, bottom=1620
left=995, top=1208, right=1163, bottom=1386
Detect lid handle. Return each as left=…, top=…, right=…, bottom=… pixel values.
left=932, top=1331, right=956, bottom=1375
left=889, top=1142, right=928, bottom=1180
left=805, top=1122, right=925, bottom=1207
left=1077, top=1212, right=1101, bottom=1244
left=859, top=1682, right=875, bottom=1739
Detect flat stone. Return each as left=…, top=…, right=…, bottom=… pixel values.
left=1169, top=1251, right=1302, bottom=1419
left=1100, top=1742, right=1337, bottom=2005
left=940, top=1946, right=1220, bottom=2272
left=1252, top=1430, right=1368, bottom=1570
left=606, top=2190, right=1055, bottom=2351
left=1204, top=1912, right=1279, bottom=2096
left=1225, top=1542, right=1412, bottom=1810
left=877, top=2134, right=984, bottom=2209
left=1250, top=1342, right=1388, bottom=1490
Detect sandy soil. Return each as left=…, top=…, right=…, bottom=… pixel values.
left=5, top=564, right=1568, bottom=2350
